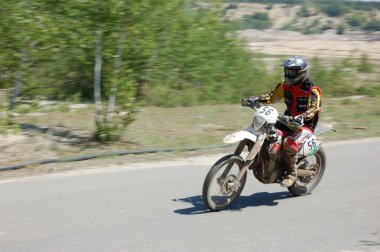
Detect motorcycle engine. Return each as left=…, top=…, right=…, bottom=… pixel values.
left=252, top=137, right=284, bottom=184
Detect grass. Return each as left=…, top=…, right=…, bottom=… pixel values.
left=321, top=96, right=380, bottom=140
left=1, top=95, right=379, bottom=175
left=9, top=95, right=380, bottom=149
left=128, top=96, right=380, bottom=147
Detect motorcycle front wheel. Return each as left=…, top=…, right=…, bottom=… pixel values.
left=202, top=154, right=247, bottom=212
left=288, top=146, right=326, bottom=196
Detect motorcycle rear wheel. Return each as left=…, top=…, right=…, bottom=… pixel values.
left=202, top=154, right=247, bottom=212
left=288, top=146, right=326, bottom=196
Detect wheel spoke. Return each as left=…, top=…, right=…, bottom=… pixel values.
left=203, top=155, right=247, bottom=211
left=288, top=147, right=326, bottom=196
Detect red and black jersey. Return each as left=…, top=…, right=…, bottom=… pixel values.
left=258, top=79, right=322, bottom=130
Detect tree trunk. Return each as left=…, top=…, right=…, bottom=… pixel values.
left=106, top=32, right=127, bottom=127
left=94, top=22, right=103, bottom=127
left=9, top=49, right=28, bottom=110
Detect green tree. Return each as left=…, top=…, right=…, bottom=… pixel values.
left=0, top=0, right=269, bottom=139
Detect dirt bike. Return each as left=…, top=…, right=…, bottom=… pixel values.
left=202, top=100, right=335, bottom=212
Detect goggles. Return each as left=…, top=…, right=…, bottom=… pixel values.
left=284, top=68, right=301, bottom=78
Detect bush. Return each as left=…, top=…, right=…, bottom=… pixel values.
left=310, top=57, right=354, bottom=97
left=252, top=12, right=270, bottom=20
left=363, top=19, right=380, bottom=31
left=357, top=54, right=374, bottom=73
left=340, top=57, right=356, bottom=68
left=226, top=3, right=238, bottom=10
left=336, top=24, right=346, bottom=35
left=347, top=14, right=366, bottom=27
left=321, top=23, right=333, bottom=32
left=298, top=6, right=312, bottom=17
left=319, top=2, right=348, bottom=17
left=239, top=13, right=273, bottom=30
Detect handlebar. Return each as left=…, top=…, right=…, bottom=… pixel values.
left=277, top=115, right=304, bottom=131
left=241, top=98, right=261, bottom=110
left=241, top=98, right=304, bottom=130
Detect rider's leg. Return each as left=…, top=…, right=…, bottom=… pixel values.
left=281, top=136, right=298, bottom=187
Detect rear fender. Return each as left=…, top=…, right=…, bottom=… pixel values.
left=223, top=131, right=258, bottom=144
left=314, top=123, right=336, bottom=135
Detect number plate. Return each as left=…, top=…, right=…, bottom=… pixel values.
left=300, top=135, right=320, bottom=156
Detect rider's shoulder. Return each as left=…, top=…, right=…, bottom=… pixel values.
left=300, top=78, right=317, bottom=92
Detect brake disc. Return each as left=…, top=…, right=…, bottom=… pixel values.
left=221, top=175, right=237, bottom=195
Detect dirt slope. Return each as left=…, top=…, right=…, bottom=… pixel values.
left=227, top=3, right=380, bottom=60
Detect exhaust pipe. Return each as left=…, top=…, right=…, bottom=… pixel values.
left=297, top=169, right=316, bottom=177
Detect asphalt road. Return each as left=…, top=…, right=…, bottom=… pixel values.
left=0, top=138, right=379, bottom=252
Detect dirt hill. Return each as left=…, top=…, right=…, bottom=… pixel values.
left=225, top=3, right=380, bottom=61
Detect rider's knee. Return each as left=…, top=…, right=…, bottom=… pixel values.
left=283, top=137, right=298, bottom=155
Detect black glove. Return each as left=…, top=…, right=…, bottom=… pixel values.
left=241, top=96, right=260, bottom=107
left=293, top=114, right=305, bottom=125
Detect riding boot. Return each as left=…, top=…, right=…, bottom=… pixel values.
left=281, top=151, right=298, bottom=187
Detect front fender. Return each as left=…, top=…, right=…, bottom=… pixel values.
left=223, top=130, right=258, bottom=144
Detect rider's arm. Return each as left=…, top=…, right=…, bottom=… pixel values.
left=258, top=82, right=284, bottom=104
left=299, top=89, right=321, bottom=120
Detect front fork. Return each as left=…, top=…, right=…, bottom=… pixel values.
left=221, top=134, right=266, bottom=192
left=236, top=133, right=266, bottom=182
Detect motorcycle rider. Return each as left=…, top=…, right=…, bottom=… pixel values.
left=242, top=56, right=322, bottom=187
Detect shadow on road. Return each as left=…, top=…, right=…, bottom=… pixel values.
left=173, top=191, right=292, bottom=215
